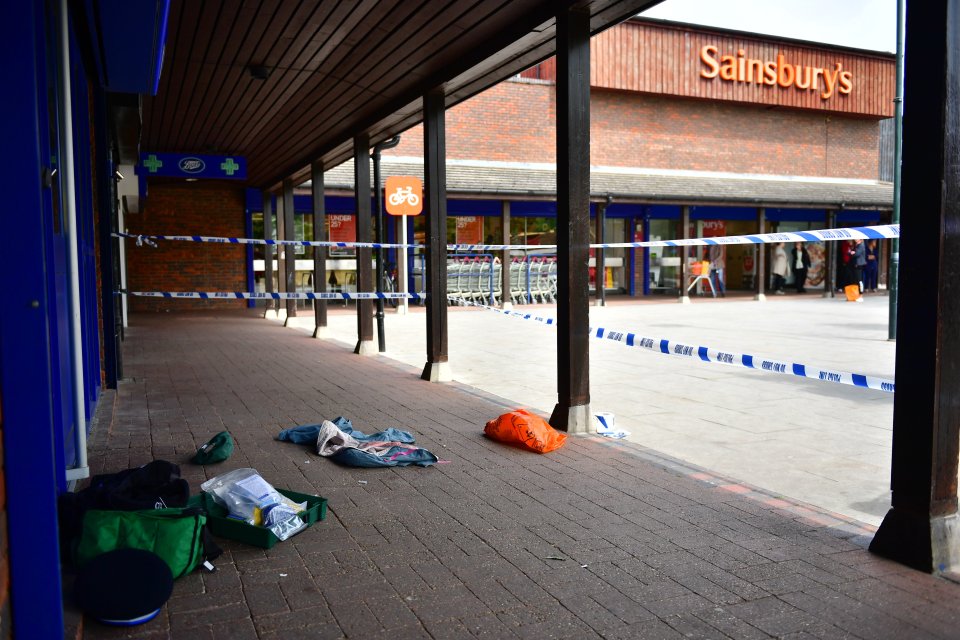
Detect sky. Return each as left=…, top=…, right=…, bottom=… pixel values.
left=641, top=0, right=897, bottom=53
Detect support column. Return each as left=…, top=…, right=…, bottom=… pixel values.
left=94, top=88, right=119, bottom=387
left=311, top=161, right=327, bottom=337
left=354, top=134, right=375, bottom=354
left=263, top=191, right=276, bottom=317
left=870, top=0, right=960, bottom=573
left=755, top=208, right=766, bottom=301
left=595, top=200, right=606, bottom=307
left=501, top=201, right=512, bottom=309
left=421, top=88, right=452, bottom=381
left=282, top=178, right=297, bottom=322
left=276, top=192, right=288, bottom=318
left=679, top=206, right=691, bottom=304
left=824, top=210, right=837, bottom=298
left=549, top=6, right=592, bottom=433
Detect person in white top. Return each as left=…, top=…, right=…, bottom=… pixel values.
left=771, top=242, right=788, bottom=295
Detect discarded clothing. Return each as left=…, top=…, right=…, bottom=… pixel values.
left=278, top=417, right=415, bottom=448
left=315, top=420, right=437, bottom=468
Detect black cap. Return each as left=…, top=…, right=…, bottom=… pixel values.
left=74, top=548, right=174, bottom=626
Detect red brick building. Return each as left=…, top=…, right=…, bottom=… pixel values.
left=128, top=18, right=895, bottom=304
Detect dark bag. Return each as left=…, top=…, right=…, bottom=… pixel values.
left=58, top=460, right=190, bottom=546
left=76, top=506, right=222, bottom=578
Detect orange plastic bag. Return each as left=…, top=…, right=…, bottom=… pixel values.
left=844, top=284, right=860, bottom=301
left=484, top=409, right=567, bottom=454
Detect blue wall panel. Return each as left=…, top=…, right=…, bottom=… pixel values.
left=0, top=0, right=67, bottom=635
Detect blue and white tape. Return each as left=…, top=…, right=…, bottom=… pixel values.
left=123, top=291, right=424, bottom=301
left=449, top=297, right=895, bottom=393
left=116, top=223, right=899, bottom=252
left=449, top=224, right=900, bottom=251
left=114, top=231, right=421, bottom=250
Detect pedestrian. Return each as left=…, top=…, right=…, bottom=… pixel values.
left=771, top=242, right=788, bottom=295
left=708, top=245, right=725, bottom=297
left=791, top=241, right=811, bottom=293
left=853, top=239, right=867, bottom=294
left=864, top=239, right=879, bottom=292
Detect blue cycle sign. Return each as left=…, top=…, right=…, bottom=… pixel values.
left=137, top=152, right=246, bottom=180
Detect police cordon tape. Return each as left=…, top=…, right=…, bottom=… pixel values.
left=114, top=223, right=899, bottom=252
left=121, top=291, right=423, bottom=301
left=448, top=296, right=895, bottom=394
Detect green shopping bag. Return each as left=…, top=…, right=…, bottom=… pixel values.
left=75, top=507, right=220, bottom=579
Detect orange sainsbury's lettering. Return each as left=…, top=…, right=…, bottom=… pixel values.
left=699, top=45, right=720, bottom=78
left=698, top=44, right=853, bottom=100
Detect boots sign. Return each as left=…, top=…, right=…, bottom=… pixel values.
left=699, top=45, right=852, bottom=100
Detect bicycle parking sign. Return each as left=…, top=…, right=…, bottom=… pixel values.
left=385, top=176, right=423, bottom=216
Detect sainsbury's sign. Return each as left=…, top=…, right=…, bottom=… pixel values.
left=699, top=45, right=852, bottom=100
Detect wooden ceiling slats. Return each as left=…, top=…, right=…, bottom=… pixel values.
left=241, top=0, right=461, bottom=172
left=174, top=1, right=239, bottom=149
left=144, top=0, right=658, bottom=186
left=173, top=2, right=266, bottom=152
left=143, top=0, right=185, bottom=148
left=233, top=0, right=404, bottom=152
left=201, top=2, right=290, bottom=151
left=169, top=0, right=229, bottom=150
left=247, top=1, right=517, bottom=181
left=156, top=2, right=205, bottom=149
left=212, top=1, right=327, bottom=149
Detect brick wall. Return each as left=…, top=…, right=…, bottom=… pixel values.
left=387, top=80, right=880, bottom=180
left=126, top=182, right=247, bottom=311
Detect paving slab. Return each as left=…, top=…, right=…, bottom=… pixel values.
left=73, top=309, right=960, bottom=639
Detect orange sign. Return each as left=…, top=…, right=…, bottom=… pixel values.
left=699, top=45, right=852, bottom=100
left=385, top=176, right=423, bottom=216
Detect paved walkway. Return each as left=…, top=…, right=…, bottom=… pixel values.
left=74, top=310, right=960, bottom=639
left=284, top=292, right=896, bottom=526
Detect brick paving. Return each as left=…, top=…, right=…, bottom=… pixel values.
left=73, top=310, right=960, bottom=639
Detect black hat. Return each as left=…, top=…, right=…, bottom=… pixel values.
left=74, top=548, right=174, bottom=626
left=192, top=431, right=234, bottom=464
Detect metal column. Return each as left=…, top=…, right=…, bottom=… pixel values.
left=549, top=6, right=592, bottom=433
left=501, top=201, right=512, bottom=309
left=869, top=0, right=960, bottom=573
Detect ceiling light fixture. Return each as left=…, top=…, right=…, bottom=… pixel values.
left=247, top=64, right=271, bottom=80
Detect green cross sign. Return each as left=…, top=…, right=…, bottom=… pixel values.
left=220, top=158, right=240, bottom=176
left=143, top=154, right=163, bottom=173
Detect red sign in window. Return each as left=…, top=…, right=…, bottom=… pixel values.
left=456, top=216, right=483, bottom=244
left=328, top=214, right=355, bottom=243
